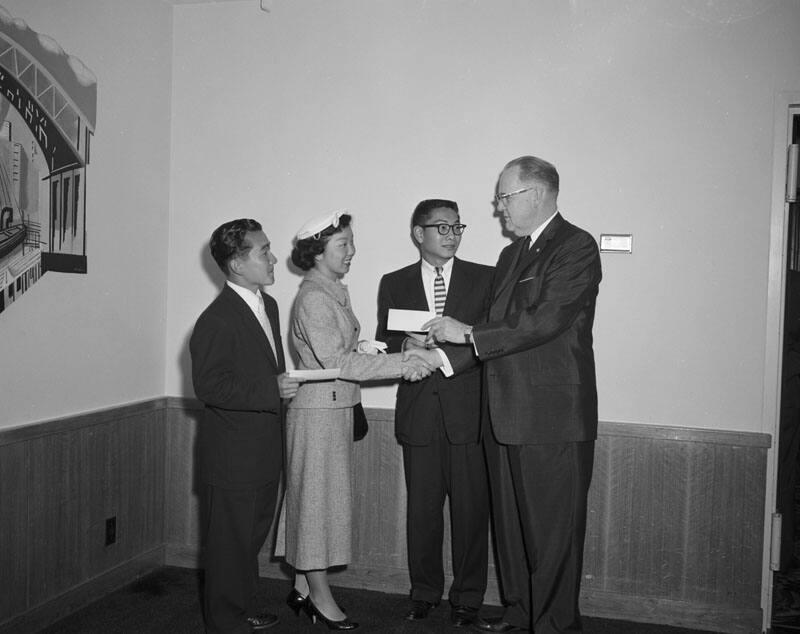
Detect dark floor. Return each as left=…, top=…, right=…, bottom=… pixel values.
left=772, top=476, right=800, bottom=634
left=40, top=566, right=719, bottom=634
left=774, top=563, right=800, bottom=632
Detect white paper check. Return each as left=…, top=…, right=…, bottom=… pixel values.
left=387, top=309, right=437, bottom=332
left=286, top=368, right=341, bottom=381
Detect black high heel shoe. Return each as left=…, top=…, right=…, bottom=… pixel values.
left=304, top=597, right=358, bottom=630
left=286, top=588, right=308, bottom=616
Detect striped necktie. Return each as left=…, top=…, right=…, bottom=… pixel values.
left=434, top=266, right=446, bottom=316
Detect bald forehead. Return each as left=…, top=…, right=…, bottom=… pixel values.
left=498, top=165, right=524, bottom=190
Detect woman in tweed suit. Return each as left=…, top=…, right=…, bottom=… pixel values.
left=275, top=211, right=437, bottom=630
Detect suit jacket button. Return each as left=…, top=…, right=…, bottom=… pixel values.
left=332, top=391, right=337, bottom=401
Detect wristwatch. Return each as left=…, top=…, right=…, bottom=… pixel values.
left=464, top=326, right=473, bottom=344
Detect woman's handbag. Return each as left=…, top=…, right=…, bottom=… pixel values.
left=353, top=402, right=369, bottom=441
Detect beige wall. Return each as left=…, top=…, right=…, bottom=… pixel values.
left=0, top=0, right=173, bottom=428
left=0, top=0, right=798, bottom=436
left=166, top=0, right=800, bottom=433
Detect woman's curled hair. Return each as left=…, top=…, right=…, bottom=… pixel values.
left=291, top=214, right=352, bottom=271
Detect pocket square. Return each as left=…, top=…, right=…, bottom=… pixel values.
left=518, top=276, right=535, bottom=283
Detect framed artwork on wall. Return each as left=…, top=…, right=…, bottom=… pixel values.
left=0, top=6, right=96, bottom=315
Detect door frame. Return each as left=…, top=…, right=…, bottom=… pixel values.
left=762, top=92, right=800, bottom=633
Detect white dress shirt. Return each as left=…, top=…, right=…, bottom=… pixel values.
left=227, top=280, right=276, bottom=353
left=420, top=256, right=454, bottom=313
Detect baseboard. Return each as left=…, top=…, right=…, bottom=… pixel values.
left=581, top=589, right=762, bottom=634
left=0, top=547, right=165, bottom=634
left=164, top=553, right=763, bottom=633
left=166, top=544, right=506, bottom=605
left=167, top=548, right=761, bottom=633
left=164, top=543, right=201, bottom=570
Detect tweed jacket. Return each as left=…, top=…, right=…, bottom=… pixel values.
left=289, top=268, right=403, bottom=410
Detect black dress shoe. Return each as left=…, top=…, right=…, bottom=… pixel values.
left=286, top=588, right=308, bottom=616
left=247, top=613, right=279, bottom=630
left=404, top=599, right=438, bottom=620
left=304, top=597, right=358, bottom=630
left=451, top=605, right=479, bottom=627
left=471, top=616, right=527, bottom=632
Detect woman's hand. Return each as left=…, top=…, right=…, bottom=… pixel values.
left=401, top=348, right=443, bottom=382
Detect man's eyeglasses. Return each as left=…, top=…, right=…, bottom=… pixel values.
left=495, top=186, right=536, bottom=206
left=420, top=223, right=467, bottom=236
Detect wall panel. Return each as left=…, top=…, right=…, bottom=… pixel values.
left=0, top=402, right=166, bottom=632
left=582, top=432, right=766, bottom=631
left=0, top=399, right=769, bottom=633
left=163, top=400, right=767, bottom=632
left=0, top=442, right=28, bottom=621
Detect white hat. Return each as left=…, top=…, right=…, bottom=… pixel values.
left=295, top=210, right=348, bottom=240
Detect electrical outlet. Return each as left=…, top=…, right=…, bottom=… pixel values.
left=105, top=516, right=116, bottom=546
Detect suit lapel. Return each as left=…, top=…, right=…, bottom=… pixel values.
left=404, top=262, right=430, bottom=311
left=518, top=213, right=563, bottom=271
left=444, top=258, right=467, bottom=316
left=260, top=291, right=282, bottom=370
left=490, top=214, right=564, bottom=320
left=492, top=236, right=530, bottom=305
left=222, top=286, right=279, bottom=371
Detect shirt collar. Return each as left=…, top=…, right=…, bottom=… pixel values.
left=420, top=256, right=454, bottom=275
left=527, top=210, right=558, bottom=246
left=227, top=280, right=261, bottom=311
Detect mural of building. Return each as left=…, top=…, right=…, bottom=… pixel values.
left=0, top=6, right=96, bottom=315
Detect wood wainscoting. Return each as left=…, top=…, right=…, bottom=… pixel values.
left=0, top=401, right=167, bottom=634
left=165, top=400, right=769, bottom=634
left=0, top=398, right=769, bottom=633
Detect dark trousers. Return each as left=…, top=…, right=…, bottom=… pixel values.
left=202, top=481, right=279, bottom=634
left=485, top=431, right=594, bottom=633
left=402, top=416, right=489, bottom=608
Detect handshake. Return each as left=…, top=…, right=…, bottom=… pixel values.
left=400, top=343, right=443, bottom=382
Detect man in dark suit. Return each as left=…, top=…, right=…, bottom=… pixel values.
left=425, top=157, right=602, bottom=633
left=376, top=199, right=494, bottom=628
left=190, top=218, right=302, bottom=633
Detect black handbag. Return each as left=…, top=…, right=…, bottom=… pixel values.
left=353, top=402, right=368, bottom=441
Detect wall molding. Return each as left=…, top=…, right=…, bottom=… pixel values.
left=0, top=399, right=165, bottom=448
left=0, top=548, right=164, bottom=634
left=4, top=396, right=768, bottom=448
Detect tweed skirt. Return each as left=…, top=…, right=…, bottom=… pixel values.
left=275, top=406, right=354, bottom=570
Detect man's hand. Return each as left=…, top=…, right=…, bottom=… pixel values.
left=401, top=348, right=444, bottom=381
left=422, top=316, right=471, bottom=345
left=277, top=373, right=304, bottom=399
left=402, top=335, right=428, bottom=351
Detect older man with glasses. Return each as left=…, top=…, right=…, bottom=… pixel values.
left=376, top=198, right=494, bottom=628
left=425, top=156, right=602, bottom=633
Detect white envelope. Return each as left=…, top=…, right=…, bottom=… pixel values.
left=387, top=309, right=437, bottom=332
left=286, top=368, right=341, bottom=381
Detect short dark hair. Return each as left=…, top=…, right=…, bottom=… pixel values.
left=209, top=218, right=262, bottom=274
left=291, top=213, right=352, bottom=271
left=504, top=156, right=559, bottom=194
left=411, top=199, right=459, bottom=228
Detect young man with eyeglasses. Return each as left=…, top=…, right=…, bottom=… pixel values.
left=376, top=199, right=494, bottom=628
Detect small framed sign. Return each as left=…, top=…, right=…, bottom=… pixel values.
left=600, top=234, right=632, bottom=254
